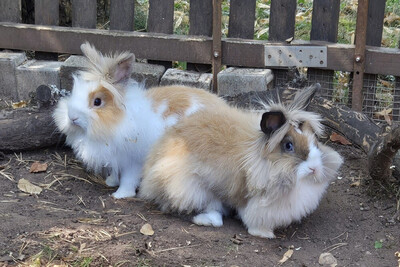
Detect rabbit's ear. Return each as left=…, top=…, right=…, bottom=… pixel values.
left=110, top=53, right=135, bottom=84
left=81, top=42, right=104, bottom=67
left=290, top=83, right=320, bottom=111
left=260, top=111, right=286, bottom=137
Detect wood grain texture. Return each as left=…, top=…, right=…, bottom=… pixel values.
left=0, top=0, right=21, bottom=23
left=187, top=0, right=213, bottom=72
left=308, top=0, right=340, bottom=96
left=228, top=0, right=256, bottom=39
left=269, top=0, right=296, bottom=41
left=34, top=0, right=58, bottom=25
left=110, top=0, right=135, bottom=31
left=72, top=0, right=96, bottom=28
left=147, top=0, right=174, bottom=69
left=147, top=0, right=174, bottom=34
left=1, top=23, right=400, bottom=75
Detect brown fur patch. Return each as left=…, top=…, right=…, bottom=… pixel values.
left=146, top=86, right=224, bottom=120
left=89, top=86, right=124, bottom=134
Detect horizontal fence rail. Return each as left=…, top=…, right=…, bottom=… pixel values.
left=1, top=22, right=400, bottom=77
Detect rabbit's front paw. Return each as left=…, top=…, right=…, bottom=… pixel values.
left=193, top=211, right=223, bottom=227
left=112, top=186, right=136, bottom=199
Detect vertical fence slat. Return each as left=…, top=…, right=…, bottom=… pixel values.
left=0, top=0, right=21, bottom=22
left=110, top=0, right=135, bottom=31
left=269, top=0, right=296, bottom=41
left=228, top=0, right=256, bottom=39
left=351, top=0, right=369, bottom=112
left=212, top=0, right=222, bottom=93
left=269, top=0, right=296, bottom=86
left=363, top=0, right=386, bottom=117
left=148, top=0, right=174, bottom=34
left=147, top=0, right=174, bottom=68
left=187, top=0, right=213, bottom=72
left=394, top=40, right=400, bottom=121
left=34, top=0, right=59, bottom=60
left=35, top=0, right=59, bottom=25
left=307, top=0, right=340, bottom=99
left=72, top=0, right=97, bottom=28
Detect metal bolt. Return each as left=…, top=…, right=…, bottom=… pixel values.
left=320, top=60, right=324, bottom=64
left=213, top=51, right=219, bottom=58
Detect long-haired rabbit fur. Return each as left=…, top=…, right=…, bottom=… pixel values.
left=139, top=84, right=343, bottom=238
left=53, top=42, right=225, bottom=198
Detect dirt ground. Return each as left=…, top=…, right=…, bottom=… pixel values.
left=0, top=142, right=399, bottom=267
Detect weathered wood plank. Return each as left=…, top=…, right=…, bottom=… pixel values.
left=0, top=0, right=21, bottom=23
left=147, top=0, right=174, bottom=34
left=1, top=23, right=400, bottom=76
left=363, top=0, right=386, bottom=117
left=228, top=0, right=256, bottom=39
left=147, top=0, right=174, bottom=69
left=307, top=0, right=340, bottom=99
left=72, top=0, right=97, bottom=28
left=187, top=0, right=213, bottom=72
left=35, top=0, right=59, bottom=25
left=110, top=0, right=135, bottom=31
left=269, top=0, right=297, bottom=86
left=34, top=0, right=59, bottom=60
left=269, top=0, right=296, bottom=41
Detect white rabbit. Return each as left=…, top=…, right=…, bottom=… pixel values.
left=139, top=84, right=343, bottom=238
left=53, top=42, right=225, bottom=199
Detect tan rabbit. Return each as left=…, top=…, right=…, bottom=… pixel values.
left=139, top=84, right=343, bottom=238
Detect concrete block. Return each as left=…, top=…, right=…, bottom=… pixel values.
left=217, top=67, right=274, bottom=96
left=16, top=60, right=62, bottom=101
left=131, top=62, right=165, bottom=88
left=0, top=52, right=27, bottom=101
left=160, top=68, right=213, bottom=91
left=60, top=55, right=87, bottom=91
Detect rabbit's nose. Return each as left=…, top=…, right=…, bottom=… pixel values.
left=309, top=167, right=316, bottom=174
left=69, top=116, right=79, bottom=124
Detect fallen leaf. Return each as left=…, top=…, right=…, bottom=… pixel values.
left=395, top=251, right=400, bottom=267
left=374, top=108, right=392, bottom=125
left=330, top=132, right=352, bottom=145
left=12, top=101, right=27, bottom=109
left=17, top=178, right=42, bottom=195
left=350, top=181, right=361, bottom=187
left=29, top=162, right=48, bottom=173
left=278, top=246, right=294, bottom=264
left=374, top=240, right=383, bottom=249
left=319, top=252, right=337, bottom=266
left=140, top=223, right=154, bottom=236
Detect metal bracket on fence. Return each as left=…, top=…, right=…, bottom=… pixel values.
left=264, top=46, right=327, bottom=68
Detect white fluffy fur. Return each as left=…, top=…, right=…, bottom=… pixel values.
left=53, top=42, right=221, bottom=198
left=140, top=85, right=344, bottom=238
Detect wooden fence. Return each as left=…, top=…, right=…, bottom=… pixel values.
left=0, top=0, right=400, bottom=121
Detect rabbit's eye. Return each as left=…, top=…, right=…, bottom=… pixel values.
left=284, top=141, right=294, bottom=152
left=94, top=98, right=102, bottom=106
